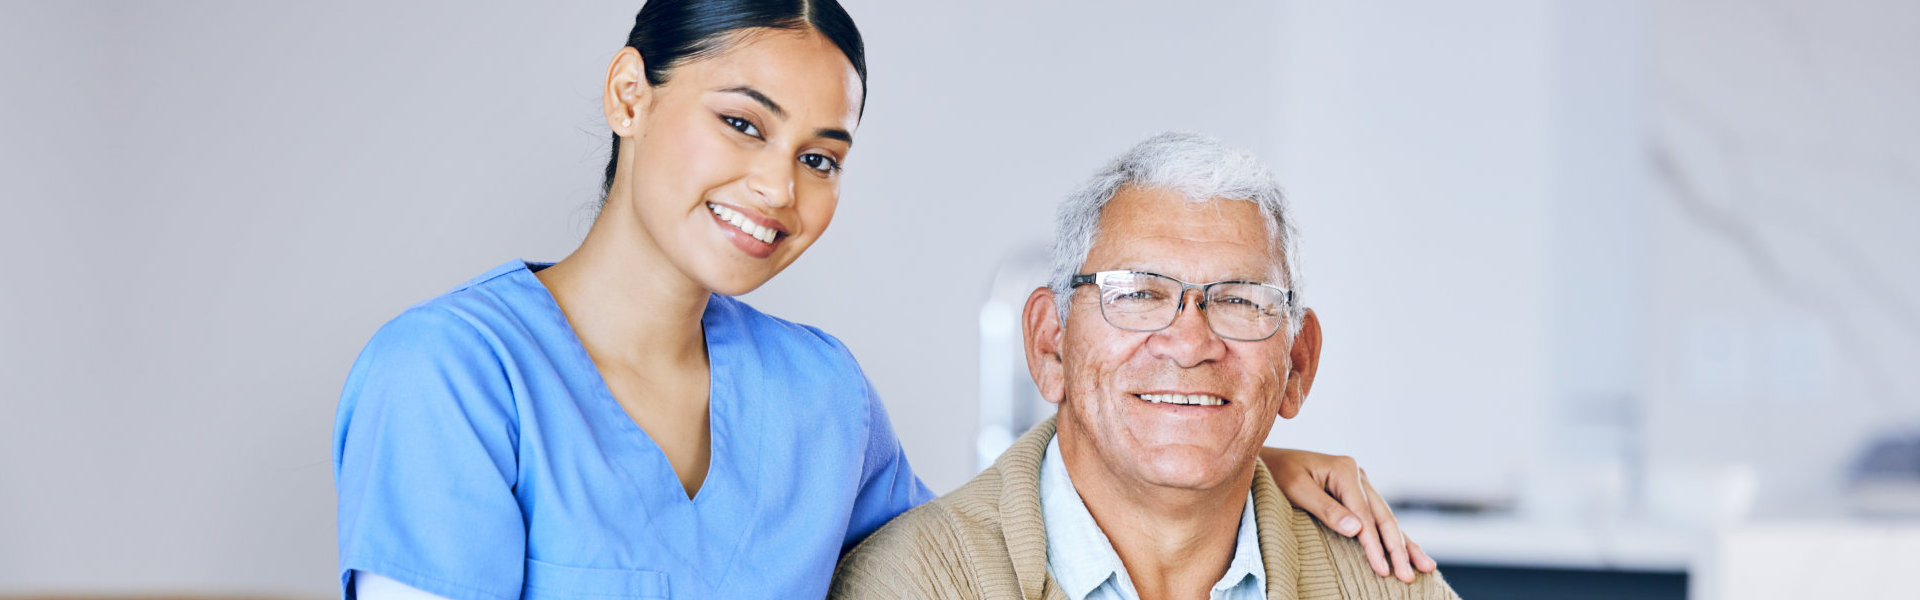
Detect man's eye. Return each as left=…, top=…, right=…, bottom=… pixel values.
left=800, top=153, right=840, bottom=173
left=1116, top=289, right=1159, bottom=301
left=722, top=116, right=760, bottom=137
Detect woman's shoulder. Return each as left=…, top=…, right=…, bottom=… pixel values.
left=366, top=261, right=551, bottom=351
left=343, top=261, right=556, bottom=404
left=705, top=295, right=882, bottom=420
left=706, top=294, right=862, bottom=366
left=406, top=259, right=548, bottom=324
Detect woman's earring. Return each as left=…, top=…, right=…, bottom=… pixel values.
left=622, top=118, right=632, bottom=128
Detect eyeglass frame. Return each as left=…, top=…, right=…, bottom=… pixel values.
left=1067, top=270, right=1295, bottom=342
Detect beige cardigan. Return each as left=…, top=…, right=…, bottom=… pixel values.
left=830, top=418, right=1459, bottom=600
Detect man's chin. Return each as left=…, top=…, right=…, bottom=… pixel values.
left=1128, top=446, right=1256, bottom=492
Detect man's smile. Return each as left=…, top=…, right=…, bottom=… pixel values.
left=1133, top=392, right=1231, bottom=407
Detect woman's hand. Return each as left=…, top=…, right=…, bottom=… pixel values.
left=1261, top=447, right=1437, bottom=582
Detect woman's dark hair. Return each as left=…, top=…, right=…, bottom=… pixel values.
left=602, top=0, right=867, bottom=197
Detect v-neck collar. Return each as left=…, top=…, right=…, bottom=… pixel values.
left=512, top=262, right=760, bottom=588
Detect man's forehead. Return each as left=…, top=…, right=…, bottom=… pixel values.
left=1088, top=193, right=1286, bottom=283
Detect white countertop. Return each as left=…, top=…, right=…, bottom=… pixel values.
left=1397, top=512, right=1705, bottom=572
left=1401, top=511, right=1920, bottom=599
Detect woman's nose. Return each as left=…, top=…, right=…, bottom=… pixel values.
left=746, top=152, right=795, bottom=209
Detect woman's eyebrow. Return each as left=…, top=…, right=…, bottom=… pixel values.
left=718, top=85, right=852, bottom=144
left=816, top=128, right=852, bottom=143
left=718, top=86, right=785, bottom=119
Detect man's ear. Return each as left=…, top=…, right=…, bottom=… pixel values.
left=603, top=47, right=650, bottom=138
left=1278, top=308, right=1322, bottom=419
left=1022, top=287, right=1067, bottom=404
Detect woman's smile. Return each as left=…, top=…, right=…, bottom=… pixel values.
left=707, top=201, right=789, bottom=258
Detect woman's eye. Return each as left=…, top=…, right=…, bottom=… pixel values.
left=722, top=116, right=760, bottom=138
left=799, top=153, right=840, bottom=174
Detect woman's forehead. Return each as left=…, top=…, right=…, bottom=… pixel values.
left=671, top=29, right=862, bottom=120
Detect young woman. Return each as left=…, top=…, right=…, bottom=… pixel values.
left=334, top=1, right=1433, bottom=598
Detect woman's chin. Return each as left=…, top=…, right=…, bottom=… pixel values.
left=697, top=233, right=815, bottom=294
left=701, top=275, right=769, bottom=297
left=696, top=262, right=787, bottom=297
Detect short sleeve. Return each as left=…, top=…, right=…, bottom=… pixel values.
left=842, top=380, right=936, bottom=551
left=352, top=571, right=457, bottom=600
left=334, top=307, right=525, bottom=600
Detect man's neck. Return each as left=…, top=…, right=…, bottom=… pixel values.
left=1058, top=435, right=1256, bottom=600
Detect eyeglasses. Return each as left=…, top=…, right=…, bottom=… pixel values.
left=1069, top=270, right=1293, bottom=341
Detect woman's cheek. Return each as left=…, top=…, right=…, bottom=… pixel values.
left=672, top=133, right=736, bottom=186
left=808, top=196, right=839, bottom=240
left=800, top=181, right=841, bottom=237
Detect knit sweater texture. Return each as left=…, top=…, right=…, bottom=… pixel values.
left=829, top=417, right=1460, bottom=600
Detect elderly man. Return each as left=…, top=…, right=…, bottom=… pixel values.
left=830, top=133, right=1458, bottom=600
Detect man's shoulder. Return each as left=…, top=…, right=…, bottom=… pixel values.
left=830, top=468, right=1011, bottom=599
left=857, top=474, right=997, bottom=552
left=1268, top=500, right=1461, bottom=600
left=832, top=498, right=969, bottom=585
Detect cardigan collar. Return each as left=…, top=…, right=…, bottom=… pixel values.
left=995, top=416, right=1313, bottom=600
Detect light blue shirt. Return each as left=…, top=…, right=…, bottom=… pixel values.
left=1040, top=437, right=1266, bottom=600
left=334, top=260, right=933, bottom=600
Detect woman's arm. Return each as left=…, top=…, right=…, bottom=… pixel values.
left=1261, top=448, right=1438, bottom=583
left=335, top=308, right=527, bottom=598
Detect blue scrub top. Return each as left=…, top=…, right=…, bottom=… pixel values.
left=334, top=261, right=934, bottom=599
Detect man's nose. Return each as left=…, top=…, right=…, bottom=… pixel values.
left=1146, top=288, right=1227, bottom=367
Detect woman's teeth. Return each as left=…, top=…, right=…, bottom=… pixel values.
left=1137, top=393, right=1227, bottom=406
left=709, top=203, right=778, bottom=244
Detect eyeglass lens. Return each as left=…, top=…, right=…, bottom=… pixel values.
left=1095, top=272, right=1285, bottom=340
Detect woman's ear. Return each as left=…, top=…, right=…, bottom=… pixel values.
left=603, top=47, right=649, bottom=137
left=1279, top=308, right=1322, bottom=419
left=1023, top=287, right=1067, bottom=404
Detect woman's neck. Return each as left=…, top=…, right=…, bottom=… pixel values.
left=536, top=202, right=710, bottom=372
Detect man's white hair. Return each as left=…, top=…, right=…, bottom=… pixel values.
left=1048, top=131, right=1304, bottom=338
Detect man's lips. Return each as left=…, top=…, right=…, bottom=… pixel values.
left=1133, top=392, right=1231, bottom=407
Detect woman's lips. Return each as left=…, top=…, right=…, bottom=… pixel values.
left=707, top=202, right=787, bottom=259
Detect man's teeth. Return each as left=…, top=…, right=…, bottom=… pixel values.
left=1137, top=393, right=1227, bottom=406
left=709, top=203, right=778, bottom=244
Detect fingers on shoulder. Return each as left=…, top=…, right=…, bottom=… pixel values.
left=1383, top=566, right=1462, bottom=600
left=1312, top=511, right=1457, bottom=596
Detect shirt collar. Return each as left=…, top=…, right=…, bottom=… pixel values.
left=1216, top=492, right=1266, bottom=594
left=1041, top=436, right=1131, bottom=600
left=1039, top=436, right=1264, bottom=600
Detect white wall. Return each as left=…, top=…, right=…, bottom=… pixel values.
left=1, top=3, right=626, bottom=595
left=1265, top=1, right=1562, bottom=503
left=1262, top=0, right=1647, bottom=509
left=1644, top=0, right=1920, bottom=519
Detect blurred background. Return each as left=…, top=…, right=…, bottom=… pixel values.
left=2, top=0, right=1916, bottom=598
